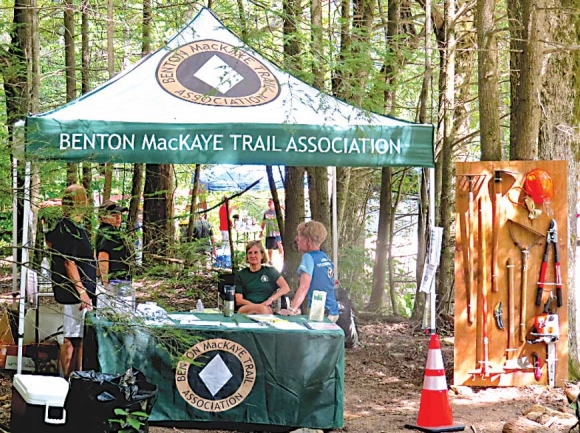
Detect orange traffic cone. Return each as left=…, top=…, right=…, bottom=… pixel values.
left=405, top=334, right=465, bottom=432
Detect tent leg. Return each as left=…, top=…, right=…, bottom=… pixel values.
left=428, top=167, right=437, bottom=332
left=16, top=162, right=31, bottom=374
left=332, top=167, right=338, bottom=281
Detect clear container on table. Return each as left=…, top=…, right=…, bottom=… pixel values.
left=109, top=279, right=135, bottom=313
left=223, top=285, right=235, bottom=317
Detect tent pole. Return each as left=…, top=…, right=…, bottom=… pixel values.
left=429, top=167, right=436, bottom=332
left=331, top=167, right=338, bottom=282
left=17, top=162, right=31, bottom=374
left=12, top=157, right=18, bottom=297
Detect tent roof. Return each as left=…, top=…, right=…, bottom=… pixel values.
left=26, top=8, right=434, bottom=168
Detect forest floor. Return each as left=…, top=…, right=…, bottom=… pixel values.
left=0, top=275, right=574, bottom=433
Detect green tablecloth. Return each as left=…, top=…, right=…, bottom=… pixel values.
left=84, top=312, right=344, bottom=430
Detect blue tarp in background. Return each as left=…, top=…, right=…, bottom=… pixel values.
left=198, top=165, right=285, bottom=192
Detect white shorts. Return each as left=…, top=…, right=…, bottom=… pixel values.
left=221, top=230, right=229, bottom=241
left=63, top=304, right=86, bottom=338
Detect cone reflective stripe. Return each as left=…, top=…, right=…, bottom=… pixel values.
left=405, top=334, right=465, bottom=432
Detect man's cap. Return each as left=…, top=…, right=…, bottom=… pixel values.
left=99, top=200, right=128, bottom=214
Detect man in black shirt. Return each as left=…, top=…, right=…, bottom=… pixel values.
left=45, top=184, right=96, bottom=378
left=96, top=200, right=131, bottom=285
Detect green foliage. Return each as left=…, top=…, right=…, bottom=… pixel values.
left=109, top=407, right=149, bottom=432
left=396, top=285, right=416, bottom=318
left=337, top=244, right=374, bottom=309
left=569, top=356, right=580, bottom=381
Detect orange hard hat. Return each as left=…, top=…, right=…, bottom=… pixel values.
left=524, top=169, right=553, bottom=205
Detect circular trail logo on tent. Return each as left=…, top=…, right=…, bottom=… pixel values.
left=156, top=40, right=280, bottom=107
left=175, top=338, right=256, bottom=412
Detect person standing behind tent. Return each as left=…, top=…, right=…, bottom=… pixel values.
left=219, top=196, right=235, bottom=244
left=45, top=184, right=97, bottom=379
left=96, top=200, right=132, bottom=290
left=260, top=198, right=284, bottom=264
left=279, top=220, right=339, bottom=322
left=193, top=213, right=215, bottom=267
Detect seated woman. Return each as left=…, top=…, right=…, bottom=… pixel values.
left=234, top=240, right=290, bottom=314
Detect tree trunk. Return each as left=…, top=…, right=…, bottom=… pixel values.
left=282, top=0, right=302, bottom=72
left=4, top=0, right=31, bottom=266
left=142, top=0, right=151, bottom=57
left=187, top=164, right=201, bottom=242
left=336, top=168, right=373, bottom=290
left=143, top=164, right=173, bottom=258
left=370, top=0, right=401, bottom=313
left=536, top=0, right=580, bottom=364
left=307, top=0, right=331, bottom=256
left=370, top=167, right=392, bottom=312
left=107, top=0, right=114, bottom=78
left=476, top=0, right=501, bottom=160
left=102, top=0, right=114, bottom=203
left=281, top=0, right=304, bottom=289
left=81, top=0, right=89, bottom=95
left=331, top=0, right=351, bottom=97
left=310, top=0, right=323, bottom=90
left=507, top=0, right=523, bottom=151
left=308, top=167, right=331, bottom=254
left=436, top=0, right=456, bottom=313
left=236, top=0, right=247, bottom=40
left=350, top=0, right=375, bottom=106
left=282, top=166, right=305, bottom=289
left=510, top=0, right=546, bottom=160
left=64, top=0, right=77, bottom=185
left=127, top=163, right=143, bottom=233
left=266, top=165, right=285, bottom=242
left=29, top=0, right=40, bottom=264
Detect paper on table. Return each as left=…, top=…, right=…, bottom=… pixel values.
left=237, top=322, right=267, bottom=329
left=304, top=321, right=341, bottom=331
left=220, top=322, right=238, bottom=328
left=269, top=321, right=307, bottom=330
left=189, top=321, right=223, bottom=327
left=169, top=313, right=199, bottom=321
left=247, top=314, right=288, bottom=324
left=179, top=317, right=202, bottom=325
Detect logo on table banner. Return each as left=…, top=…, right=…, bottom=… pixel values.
left=175, top=338, right=256, bottom=412
left=156, top=39, right=280, bottom=107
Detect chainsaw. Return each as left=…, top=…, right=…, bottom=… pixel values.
left=527, top=293, right=559, bottom=387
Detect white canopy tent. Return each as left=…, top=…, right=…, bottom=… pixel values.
left=18, top=8, right=436, bottom=372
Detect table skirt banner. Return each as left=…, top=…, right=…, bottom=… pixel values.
left=84, top=313, right=344, bottom=430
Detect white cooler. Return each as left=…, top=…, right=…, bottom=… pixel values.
left=11, top=374, right=69, bottom=432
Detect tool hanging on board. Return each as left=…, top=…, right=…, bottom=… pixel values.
left=535, top=219, right=563, bottom=308
left=508, top=219, right=544, bottom=343
left=493, top=302, right=505, bottom=330
left=504, top=258, right=519, bottom=370
left=531, top=352, right=542, bottom=381
left=491, top=171, right=502, bottom=293
left=528, top=293, right=560, bottom=387
left=457, top=174, right=486, bottom=325
left=490, top=170, right=516, bottom=293
left=469, top=196, right=503, bottom=378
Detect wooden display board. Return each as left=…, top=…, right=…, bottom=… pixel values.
left=454, top=161, right=568, bottom=387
